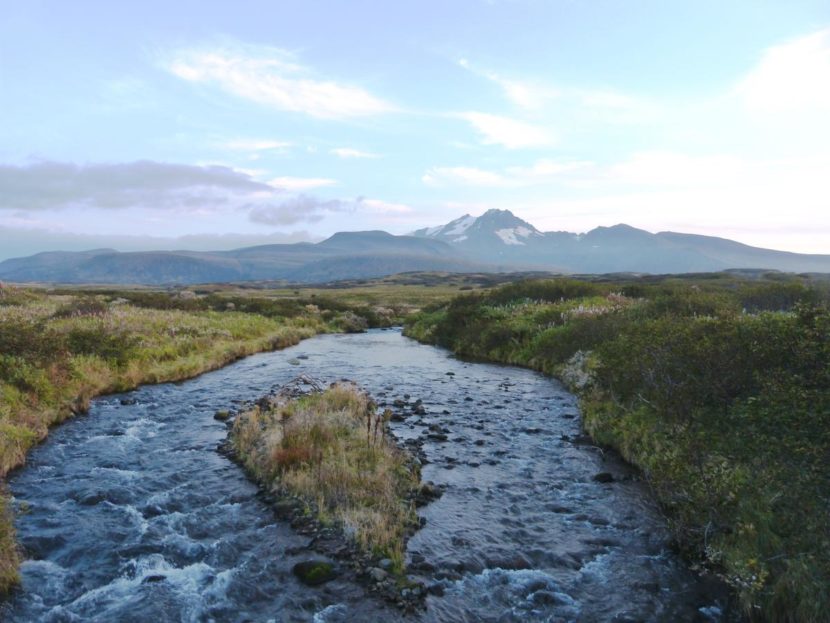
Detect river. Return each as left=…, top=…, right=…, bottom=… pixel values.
left=1, top=329, right=729, bottom=622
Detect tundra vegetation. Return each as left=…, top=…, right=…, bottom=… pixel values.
left=405, top=272, right=830, bottom=622
left=0, top=279, right=466, bottom=595
left=230, top=383, right=421, bottom=570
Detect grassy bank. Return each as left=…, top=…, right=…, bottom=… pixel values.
left=404, top=273, right=830, bottom=622
left=0, top=285, right=411, bottom=594
left=230, top=383, right=420, bottom=569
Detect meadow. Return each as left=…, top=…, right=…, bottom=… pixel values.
left=405, top=272, right=830, bottom=622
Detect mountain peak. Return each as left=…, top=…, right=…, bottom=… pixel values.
left=413, top=209, right=541, bottom=248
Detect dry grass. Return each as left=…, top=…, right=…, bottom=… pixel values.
left=0, top=493, right=18, bottom=591
left=0, top=287, right=336, bottom=594
left=231, top=383, right=420, bottom=568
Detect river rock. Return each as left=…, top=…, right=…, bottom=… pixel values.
left=292, top=560, right=337, bottom=586
left=369, top=567, right=388, bottom=582
left=272, top=499, right=297, bottom=518
left=531, top=590, right=565, bottom=606
left=213, top=410, right=231, bottom=421
left=593, top=472, right=615, bottom=483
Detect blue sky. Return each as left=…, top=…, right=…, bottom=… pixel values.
left=1, top=0, right=829, bottom=259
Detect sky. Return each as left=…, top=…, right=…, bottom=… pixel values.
left=1, top=0, right=829, bottom=260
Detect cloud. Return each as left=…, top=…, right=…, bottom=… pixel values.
left=166, top=44, right=394, bottom=119
left=247, top=193, right=413, bottom=226
left=458, top=58, right=658, bottom=124
left=458, top=58, right=560, bottom=110
left=734, top=28, right=830, bottom=114
left=0, top=160, right=273, bottom=212
left=269, top=176, right=337, bottom=191
left=423, top=159, right=592, bottom=188
left=330, top=147, right=380, bottom=159
left=459, top=112, right=554, bottom=149
left=357, top=198, right=412, bottom=214
left=248, top=195, right=352, bottom=226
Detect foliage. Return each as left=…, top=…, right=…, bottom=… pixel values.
left=405, top=273, right=830, bottom=621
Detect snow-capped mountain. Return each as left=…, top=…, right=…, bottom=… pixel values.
left=413, top=209, right=830, bottom=274
left=413, top=209, right=550, bottom=265
left=414, top=209, right=542, bottom=245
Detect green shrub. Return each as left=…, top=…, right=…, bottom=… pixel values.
left=404, top=275, right=830, bottom=620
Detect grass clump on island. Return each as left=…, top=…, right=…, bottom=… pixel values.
left=405, top=273, right=830, bottom=622
left=0, top=284, right=400, bottom=594
left=230, top=383, right=420, bottom=569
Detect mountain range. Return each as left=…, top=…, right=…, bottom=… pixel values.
left=1, top=210, right=828, bottom=284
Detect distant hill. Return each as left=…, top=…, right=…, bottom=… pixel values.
left=1, top=210, right=828, bottom=284
left=0, top=231, right=483, bottom=285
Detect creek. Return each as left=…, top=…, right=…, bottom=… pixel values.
left=1, top=329, right=727, bottom=622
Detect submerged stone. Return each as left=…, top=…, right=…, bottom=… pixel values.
left=292, top=560, right=337, bottom=586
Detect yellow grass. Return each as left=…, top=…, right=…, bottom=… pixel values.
left=231, top=384, right=420, bottom=569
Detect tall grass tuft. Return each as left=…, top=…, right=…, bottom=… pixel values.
left=231, top=383, right=420, bottom=569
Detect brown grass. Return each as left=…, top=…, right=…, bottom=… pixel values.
left=231, top=383, right=420, bottom=569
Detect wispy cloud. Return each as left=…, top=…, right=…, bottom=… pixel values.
left=734, top=28, right=830, bottom=114
left=459, top=112, right=554, bottom=149
left=458, top=58, right=657, bottom=123
left=165, top=43, right=394, bottom=119
left=458, top=58, right=559, bottom=110
left=423, top=159, right=591, bottom=188
left=269, top=176, right=337, bottom=191
left=330, top=147, right=380, bottom=159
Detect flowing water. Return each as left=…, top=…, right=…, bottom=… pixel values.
left=1, top=329, right=729, bottom=622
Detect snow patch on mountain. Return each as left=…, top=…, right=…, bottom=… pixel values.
left=495, top=226, right=535, bottom=246
left=422, top=224, right=444, bottom=237
left=444, top=215, right=477, bottom=237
